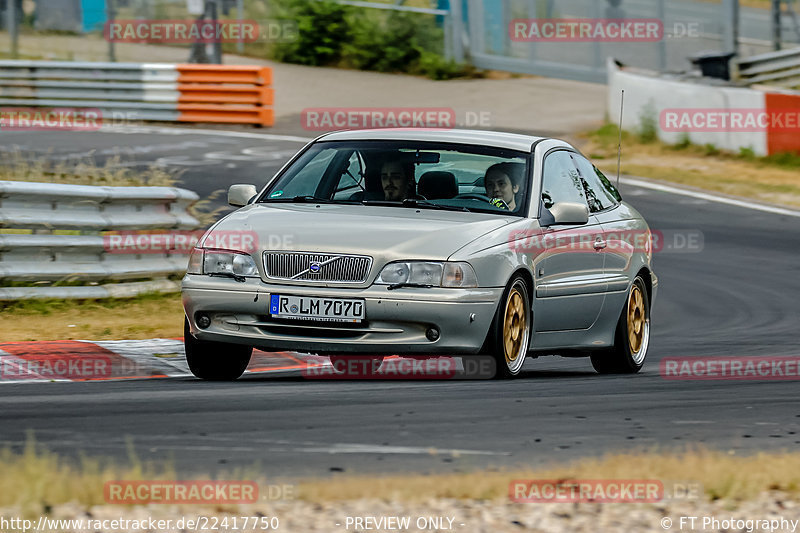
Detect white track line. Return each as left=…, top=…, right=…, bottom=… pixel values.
left=100, top=124, right=313, bottom=143
left=620, top=176, right=800, bottom=218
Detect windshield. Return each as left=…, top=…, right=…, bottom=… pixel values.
left=259, top=141, right=532, bottom=216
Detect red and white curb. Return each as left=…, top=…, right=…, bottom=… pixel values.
left=0, top=339, right=318, bottom=383
left=0, top=339, right=476, bottom=383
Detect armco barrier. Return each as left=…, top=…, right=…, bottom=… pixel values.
left=736, top=48, right=800, bottom=90
left=0, top=61, right=273, bottom=126
left=608, top=59, right=800, bottom=156
left=0, top=180, right=202, bottom=300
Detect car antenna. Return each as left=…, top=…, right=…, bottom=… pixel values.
left=616, top=90, right=624, bottom=190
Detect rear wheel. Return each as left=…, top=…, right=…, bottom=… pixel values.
left=590, top=275, right=650, bottom=374
left=488, top=276, right=531, bottom=379
left=184, top=318, right=252, bottom=381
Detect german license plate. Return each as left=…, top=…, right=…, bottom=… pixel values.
left=269, top=294, right=365, bottom=323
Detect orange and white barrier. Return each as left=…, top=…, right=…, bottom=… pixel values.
left=0, top=60, right=273, bottom=127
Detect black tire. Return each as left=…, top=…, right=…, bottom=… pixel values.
left=184, top=318, right=252, bottom=381
left=487, top=275, right=531, bottom=379
left=329, top=356, right=384, bottom=377
left=590, top=275, right=650, bottom=374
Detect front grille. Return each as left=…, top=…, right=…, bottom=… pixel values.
left=263, top=251, right=372, bottom=283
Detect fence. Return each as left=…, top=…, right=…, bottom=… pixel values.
left=0, top=60, right=274, bottom=126
left=0, top=180, right=201, bottom=300
left=6, top=0, right=800, bottom=84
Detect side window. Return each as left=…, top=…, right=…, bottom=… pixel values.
left=595, top=166, right=622, bottom=202
left=332, top=151, right=365, bottom=200
left=541, top=151, right=587, bottom=210
left=572, top=155, right=620, bottom=212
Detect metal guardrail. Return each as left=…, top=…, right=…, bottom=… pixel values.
left=0, top=180, right=202, bottom=300
left=0, top=60, right=274, bottom=126
left=737, top=47, right=800, bottom=89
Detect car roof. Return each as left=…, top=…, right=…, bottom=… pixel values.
left=317, top=129, right=569, bottom=152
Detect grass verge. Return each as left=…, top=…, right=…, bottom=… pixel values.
left=0, top=149, right=178, bottom=187
left=0, top=293, right=184, bottom=342
left=298, top=447, right=800, bottom=503
left=579, top=123, right=800, bottom=208
left=3, top=444, right=800, bottom=515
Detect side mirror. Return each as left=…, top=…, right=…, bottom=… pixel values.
left=548, top=202, right=589, bottom=226
left=228, top=184, right=258, bottom=207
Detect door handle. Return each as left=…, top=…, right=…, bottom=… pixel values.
left=594, top=239, right=607, bottom=250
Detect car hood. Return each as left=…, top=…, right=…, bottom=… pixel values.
left=206, top=203, right=516, bottom=262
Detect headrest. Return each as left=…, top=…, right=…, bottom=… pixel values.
left=418, top=171, right=457, bottom=200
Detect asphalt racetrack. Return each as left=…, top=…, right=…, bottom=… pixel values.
left=1, top=126, right=799, bottom=477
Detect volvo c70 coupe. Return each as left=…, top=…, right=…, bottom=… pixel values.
left=182, top=129, right=657, bottom=380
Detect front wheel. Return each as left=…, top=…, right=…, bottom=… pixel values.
left=184, top=318, right=252, bottom=381
left=487, top=276, right=531, bottom=379
left=590, top=275, right=650, bottom=374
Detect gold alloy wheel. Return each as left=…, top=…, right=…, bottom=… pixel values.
left=627, top=284, right=646, bottom=354
left=503, top=287, right=527, bottom=364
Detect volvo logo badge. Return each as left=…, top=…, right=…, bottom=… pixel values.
left=309, top=261, right=322, bottom=274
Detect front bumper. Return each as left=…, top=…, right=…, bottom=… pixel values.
left=182, top=275, right=503, bottom=355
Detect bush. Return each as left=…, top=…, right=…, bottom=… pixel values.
left=637, top=103, right=659, bottom=144
left=270, top=0, right=471, bottom=79
left=739, top=147, right=756, bottom=160
left=672, top=132, right=691, bottom=150
left=271, top=0, right=352, bottom=66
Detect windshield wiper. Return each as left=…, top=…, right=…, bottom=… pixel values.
left=260, top=195, right=330, bottom=203
left=290, top=195, right=332, bottom=203
left=401, top=199, right=470, bottom=212
left=361, top=199, right=469, bottom=212
left=387, top=282, right=434, bottom=290
left=262, top=196, right=359, bottom=205
left=208, top=272, right=246, bottom=283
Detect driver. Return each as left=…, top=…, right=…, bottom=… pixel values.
left=380, top=159, right=417, bottom=201
left=485, top=162, right=524, bottom=211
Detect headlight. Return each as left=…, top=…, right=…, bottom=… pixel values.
left=375, top=261, right=477, bottom=288
left=187, top=248, right=258, bottom=277
left=205, top=250, right=259, bottom=277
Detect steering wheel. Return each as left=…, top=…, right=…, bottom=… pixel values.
left=454, top=193, right=494, bottom=204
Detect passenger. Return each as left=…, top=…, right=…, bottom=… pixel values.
left=380, top=159, right=417, bottom=201
left=485, top=162, right=524, bottom=211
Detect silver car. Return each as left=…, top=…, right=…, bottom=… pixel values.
left=181, top=129, right=657, bottom=380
